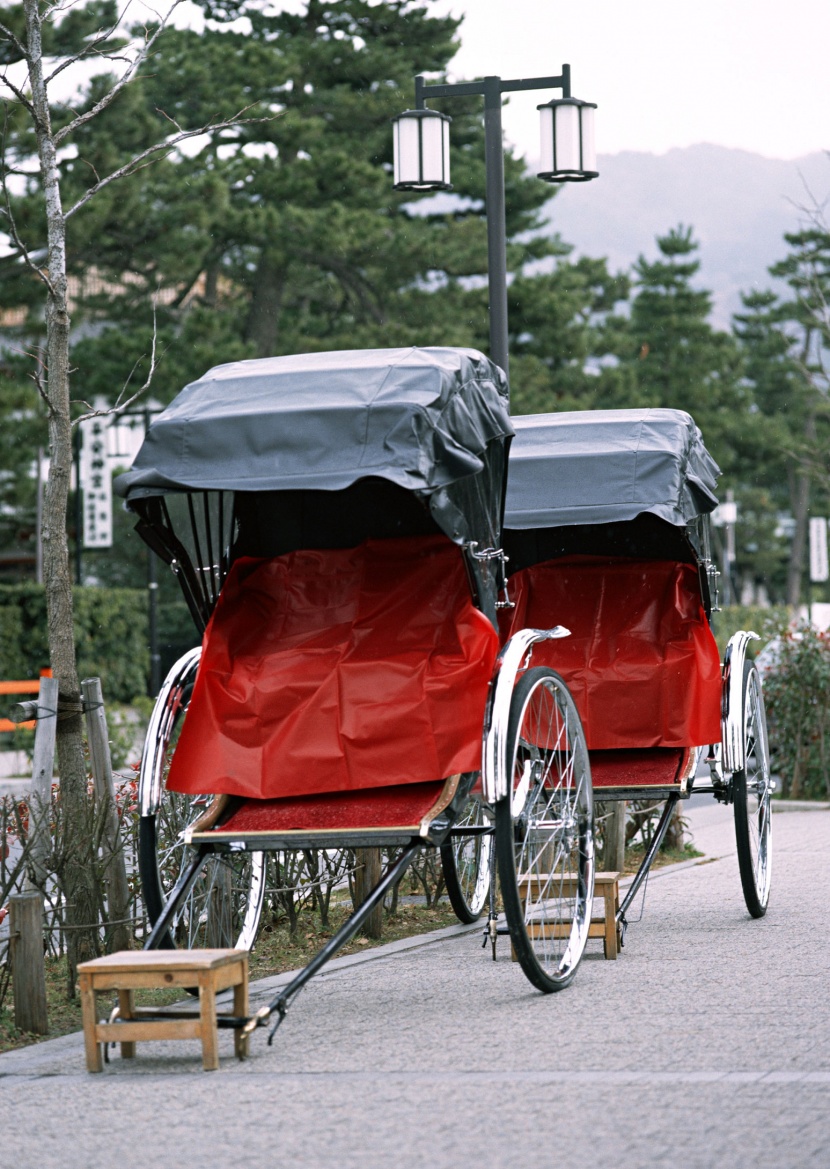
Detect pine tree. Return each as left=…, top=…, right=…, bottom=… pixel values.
left=733, top=228, right=830, bottom=605
left=46, top=0, right=558, bottom=404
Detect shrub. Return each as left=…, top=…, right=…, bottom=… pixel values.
left=0, top=585, right=149, bottom=703
left=762, top=625, right=830, bottom=800
left=710, top=605, right=791, bottom=660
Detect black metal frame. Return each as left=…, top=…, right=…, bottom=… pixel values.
left=133, top=492, right=235, bottom=634
left=409, top=68, right=574, bottom=378
left=143, top=838, right=421, bottom=1041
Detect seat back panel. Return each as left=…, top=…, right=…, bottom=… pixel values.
left=168, top=536, right=498, bottom=800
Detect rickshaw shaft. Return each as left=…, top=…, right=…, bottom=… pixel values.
left=616, top=794, right=680, bottom=926
left=143, top=844, right=211, bottom=951
left=251, top=841, right=422, bottom=1043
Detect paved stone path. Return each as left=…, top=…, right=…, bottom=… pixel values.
left=2, top=801, right=828, bottom=1169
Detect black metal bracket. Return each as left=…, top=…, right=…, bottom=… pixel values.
left=616, top=793, right=680, bottom=925
left=243, top=842, right=421, bottom=1044
left=415, top=68, right=571, bottom=108
left=143, top=844, right=210, bottom=950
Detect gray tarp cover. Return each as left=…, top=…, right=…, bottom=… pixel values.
left=115, top=347, right=511, bottom=500
left=504, top=408, right=720, bottom=529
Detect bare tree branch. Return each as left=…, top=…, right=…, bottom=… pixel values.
left=30, top=345, right=54, bottom=414
left=72, top=304, right=163, bottom=425
left=44, top=0, right=137, bottom=85
left=0, top=68, right=36, bottom=117
left=54, top=0, right=186, bottom=146
left=5, top=343, right=54, bottom=414
left=0, top=106, right=54, bottom=293
left=0, top=18, right=28, bottom=60
left=64, top=108, right=268, bottom=220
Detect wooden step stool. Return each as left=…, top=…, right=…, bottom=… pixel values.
left=514, top=871, right=622, bottom=960
left=78, top=949, right=249, bottom=1072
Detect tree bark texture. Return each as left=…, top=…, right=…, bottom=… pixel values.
left=10, top=891, right=49, bottom=1035
left=354, top=849, right=383, bottom=939
left=25, top=0, right=99, bottom=980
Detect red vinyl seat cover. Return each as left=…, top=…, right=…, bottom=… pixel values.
left=504, top=556, right=722, bottom=751
left=167, top=536, right=499, bottom=800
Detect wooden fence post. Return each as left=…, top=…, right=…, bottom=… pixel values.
left=6, top=675, right=59, bottom=1036
left=28, top=675, right=59, bottom=887
left=354, top=848, right=383, bottom=939
left=604, top=801, right=627, bottom=874
left=82, top=678, right=131, bottom=952
left=10, top=891, right=48, bottom=1035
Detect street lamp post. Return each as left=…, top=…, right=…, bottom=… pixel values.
left=393, top=66, right=597, bottom=378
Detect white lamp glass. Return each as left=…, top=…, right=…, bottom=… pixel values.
left=394, top=116, right=420, bottom=186
left=538, top=105, right=554, bottom=175
left=420, top=114, right=446, bottom=184
left=537, top=97, right=599, bottom=183
left=580, top=105, right=597, bottom=173
left=392, top=109, right=452, bottom=191
left=554, top=103, right=580, bottom=172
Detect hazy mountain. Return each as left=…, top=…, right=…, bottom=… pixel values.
left=545, top=144, right=830, bottom=328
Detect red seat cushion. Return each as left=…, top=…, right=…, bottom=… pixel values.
left=168, top=536, right=498, bottom=800
left=504, top=556, right=721, bottom=750
left=589, top=748, right=688, bottom=789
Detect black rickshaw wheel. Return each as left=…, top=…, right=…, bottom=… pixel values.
left=440, top=789, right=493, bottom=923
left=733, top=661, right=772, bottom=918
left=495, top=667, right=594, bottom=992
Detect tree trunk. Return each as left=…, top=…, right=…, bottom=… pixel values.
left=245, top=250, right=285, bottom=357
left=354, top=849, right=383, bottom=939
left=25, top=0, right=99, bottom=984
left=787, top=466, right=810, bottom=608
left=603, top=802, right=626, bottom=873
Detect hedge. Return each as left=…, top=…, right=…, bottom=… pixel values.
left=762, top=626, right=830, bottom=800
left=0, top=584, right=149, bottom=703
left=710, top=605, right=791, bottom=659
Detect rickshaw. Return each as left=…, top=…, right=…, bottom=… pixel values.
left=119, top=347, right=597, bottom=1042
left=497, top=407, right=772, bottom=936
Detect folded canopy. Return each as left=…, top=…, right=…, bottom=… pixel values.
left=115, top=346, right=511, bottom=547
left=504, top=408, right=720, bottom=531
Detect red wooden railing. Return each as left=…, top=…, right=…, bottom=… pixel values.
left=0, top=669, right=53, bottom=733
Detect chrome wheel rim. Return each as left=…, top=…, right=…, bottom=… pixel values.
left=743, top=668, right=772, bottom=908
left=139, top=649, right=265, bottom=950
left=155, top=791, right=266, bottom=950
left=449, top=798, right=492, bottom=918
left=511, top=674, right=594, bottom=984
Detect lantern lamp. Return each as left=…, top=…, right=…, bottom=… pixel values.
left=392, top=108, right=452, bottom=191
left=537, top=97, right=598, bottom=182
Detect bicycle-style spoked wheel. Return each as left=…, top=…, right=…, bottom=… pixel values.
left=140, top=790, right=266, bottom=950
left=733, top=662, right=772, bottom=918
left=138, top=648, right=266, bottom=950
left=496, top=667, right=594, bottom=992
left=440, top=791, right=493, bottom=923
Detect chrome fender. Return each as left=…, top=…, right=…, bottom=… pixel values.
left=721, top=630, right=760, bottom=774
left=482, top=626, right=571, bottom=804
left=139, top=645, right=202, bottom=817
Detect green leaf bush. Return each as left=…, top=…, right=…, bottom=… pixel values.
left=710, top=604, right=791, bottom=659
left=0, top=585, right=148, bottom=703
left=762, top=626, right=830, bottom=800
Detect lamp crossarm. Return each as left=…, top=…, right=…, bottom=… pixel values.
left=415, top=67, right=571, bottom=108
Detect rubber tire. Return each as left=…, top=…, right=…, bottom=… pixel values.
left=441, top=796, right=491, bottom=924
left=496, top=666, right=594, bottom=993
left=733, top=661, right=772, bottom=919
left=138, top=814, right=175, bottom=948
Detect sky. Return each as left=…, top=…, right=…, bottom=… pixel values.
left=9, top=0, right=829, bottom=164
left=428, top=0, right=830, bottom=162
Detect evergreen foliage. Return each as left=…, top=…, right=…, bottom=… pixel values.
left=1, top=0, right=826, bottom=618
left=0, top=584, right=149, bottom=701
